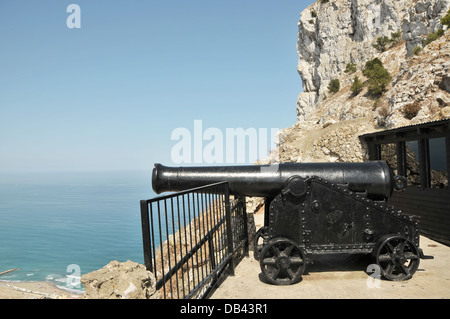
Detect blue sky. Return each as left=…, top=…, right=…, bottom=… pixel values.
left=0, top=0, right=311, bottom=171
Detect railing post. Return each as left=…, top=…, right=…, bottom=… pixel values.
left=140, top=200, right=153, bottom=273
left=224, top=187, right=235, bottom=276
left=241, top=196, right=249, bottom=257
left=208, top=235, right=216, bottom=270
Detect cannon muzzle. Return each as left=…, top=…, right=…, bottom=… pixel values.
left=152, top=161, right=401, bottom=200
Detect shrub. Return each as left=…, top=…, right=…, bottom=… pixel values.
left=412, top=46, right=422, bottom=56
left=376, top=103, right=392, bottom=127
left=423, top=29, right=444, bottom=46
left=377, top=103, right=390, bottom=118
left=362, top=58, right=383, bottom=76
left=402, top=101, right=421, bottom=120
left=311, top=9, right=317, bottom=17
left=390, top=31, right=402, bottom=44
left=363, top=58, right=392, bottom=96
left=350, top=76, right=363, bottom=95
left=328, top=78, right=340, bottom=94
left=372, top=36, right=391, bottom=52
left=441, top=9, right=450, bottom=27
left=344, top=63, right=357, bottom=74
left=371, top=32, right=402, bottom=52
left=367, top=66, right=392, bottom=96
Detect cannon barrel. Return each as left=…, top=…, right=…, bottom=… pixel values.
left=152, top=161, right=399, bottom=200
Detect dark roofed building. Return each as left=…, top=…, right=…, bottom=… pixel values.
left=360, top=119, right=450, bottom=245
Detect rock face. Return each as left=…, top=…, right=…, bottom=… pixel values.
left=297, top=0, right=449, bottom=122
left=276, top=0, right=450, bottom=166
left=259, top=25, right=450, bottom=167
left=81, top=260, right=160, bottom=299
left=387, top=36, right=450, bottom=125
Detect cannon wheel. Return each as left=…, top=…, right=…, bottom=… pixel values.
left=253, top=226, right=267, bottom=260
left=374, top=235, right=420, bottom=281
left=260, top=237, right=305, bottom=285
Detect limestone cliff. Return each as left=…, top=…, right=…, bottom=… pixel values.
left=257, top=0, right=450, bottom=169
left=296, top=0, right=449, bottom=122
left=261, top=30, right=449, bottom=168
left=246, top=1, right=450, bottom=216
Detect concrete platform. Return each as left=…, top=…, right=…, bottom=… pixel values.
left=210, top=212, right=450, bottom=299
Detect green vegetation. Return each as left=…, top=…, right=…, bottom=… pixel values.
left=362, top=58, right=392, bottom=96
left=423, top=29, right=444, bottom=46
left=441, top=9, right=450, bottom=27
left=372, top=36, right=391, bottom=52
left=362, top=58, right=383, bottom=76
left=372, top=31, right=403, bottom=52
left=344, top=63, right=357, bottom=74
left=390, top=31, right=402, bottom=44
left=311, top=9, right=317, bottom=17
left=350, top=76, right=364, bottom=96
left=328, top=78, right=340, bottom=94
left=412, top=46, right=422, bottom=56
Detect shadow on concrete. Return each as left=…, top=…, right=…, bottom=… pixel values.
left=305, top=253, right=373, bottom=274
left=256, top=253, right=429, bottom=285
left=255, top=253, right=373, bottom=285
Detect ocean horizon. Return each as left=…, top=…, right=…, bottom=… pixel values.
left=0, top=169, right=157, bottom=293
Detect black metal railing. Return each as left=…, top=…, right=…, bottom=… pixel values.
left=140, top=182, right=248, bottom=299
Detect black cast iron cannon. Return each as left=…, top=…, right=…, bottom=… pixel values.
left=152, top=161, right=432, bottom=285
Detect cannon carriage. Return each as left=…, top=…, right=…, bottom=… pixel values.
left=152, top=162, right=432, bottom=285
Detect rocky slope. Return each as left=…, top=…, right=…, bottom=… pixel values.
left=248, top=0, right=450, bottom=216
left=255, top=0, right=450, bottom=169
left=258, top=29, right=449, bottom=169
left=296, top=0, right=449, bottom=122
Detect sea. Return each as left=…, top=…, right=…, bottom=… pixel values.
left=0, top=170, right=156, bottom=294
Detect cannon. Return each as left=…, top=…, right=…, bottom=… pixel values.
left=152, top=161, right=432, bottom=285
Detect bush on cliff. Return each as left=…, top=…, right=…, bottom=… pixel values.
left=390, top=31, right=402, bottom=44
left=372, top=31, right=402, bottom=52
left=350, top=76, right=364, bottom=96
left=372, top=36, right=391, bottom=52
left=363, top=58, right=392, bottom=96
left=363, top=58, right=383, bottom=75
left=423, top=29, right=444, bottom=46
left=412, top=46, right=422, bottom=56
left=441, top=9, right=450, bottom=27
left=344, top=63, right=357, bottom=74
left=402, top=101, right=421, bottom=120
left=328, top=78, right=340, bottom=94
